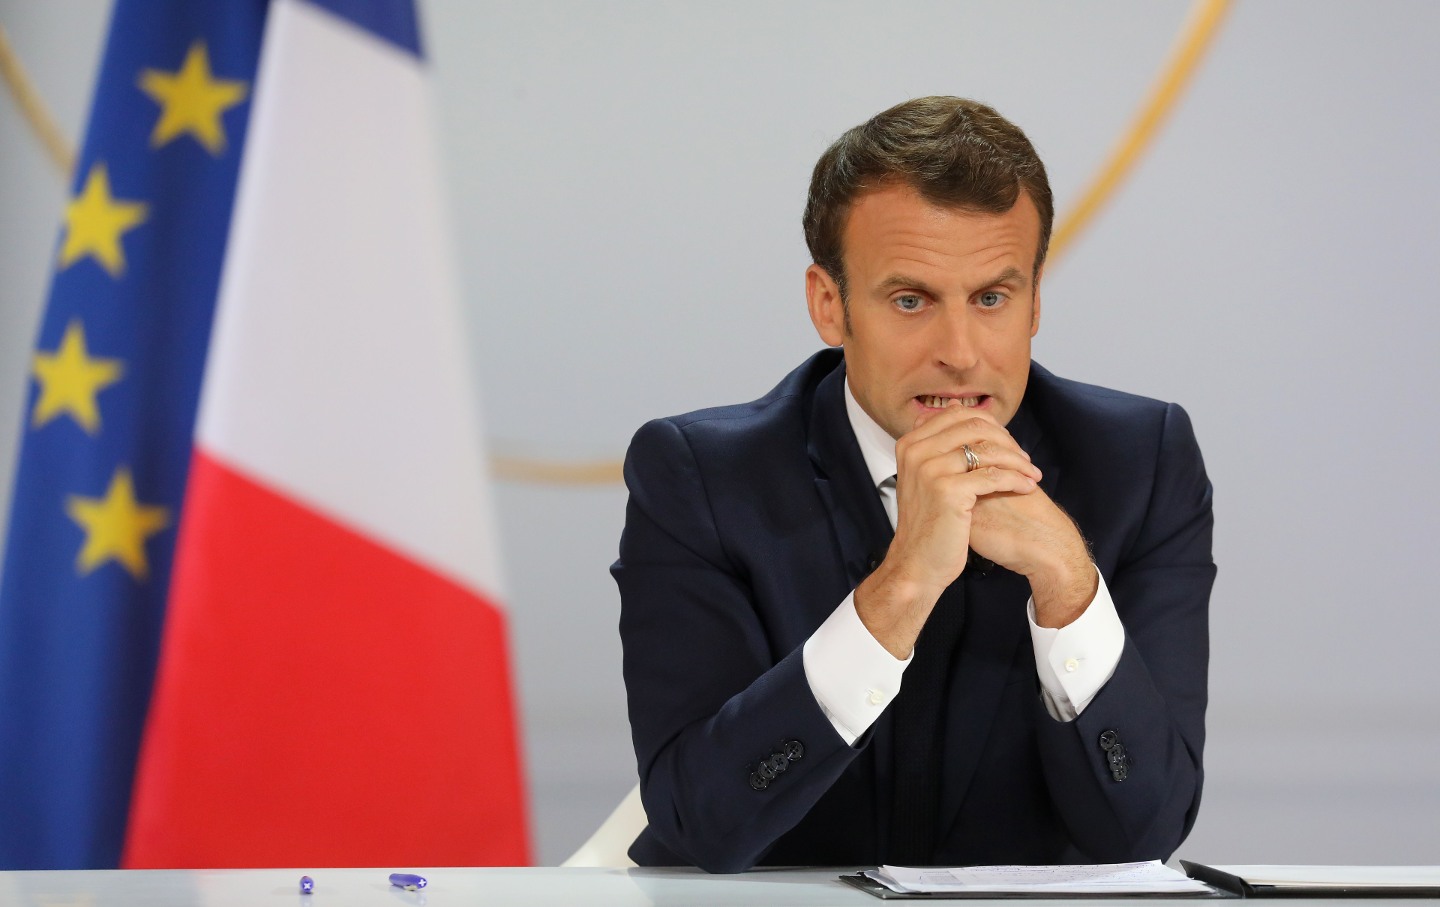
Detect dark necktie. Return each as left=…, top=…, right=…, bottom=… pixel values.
left=886, top=573, right=968, bottom=865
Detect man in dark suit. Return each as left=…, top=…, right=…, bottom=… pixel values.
left=612, top=97, right=1213, bottom=873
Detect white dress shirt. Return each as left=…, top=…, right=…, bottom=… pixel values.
left=801, top=379, right=1125, bottom=745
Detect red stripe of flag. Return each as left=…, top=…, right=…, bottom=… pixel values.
left=124, top=450, right=529, bottom=867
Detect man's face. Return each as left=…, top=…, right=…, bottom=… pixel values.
left=806, top=183, right=1043, bottom=440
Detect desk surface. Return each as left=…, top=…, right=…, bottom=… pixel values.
left=2, top=867, right=1439, bottom=907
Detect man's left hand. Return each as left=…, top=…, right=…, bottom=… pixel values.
left=969, top=487, right=1096, bottom=628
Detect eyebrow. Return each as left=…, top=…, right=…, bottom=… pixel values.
left=876, top=274, right=941, bottom=296
left=987, top=267, right=1030, bottom=288
left=875, top=267, right=1029, bottom=296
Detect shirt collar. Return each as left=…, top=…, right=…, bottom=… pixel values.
left=843, top=376, right=898, bottom=489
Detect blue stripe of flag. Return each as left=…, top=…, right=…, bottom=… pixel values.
left=304, top=0, right=424, bottom=58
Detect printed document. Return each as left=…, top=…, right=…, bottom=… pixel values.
left=863, top=860, right=1214, bottom=895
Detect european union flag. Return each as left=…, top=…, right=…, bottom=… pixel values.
left=0, top=0, right=267, bottom=869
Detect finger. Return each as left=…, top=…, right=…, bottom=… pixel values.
left=909, top=401, right=1000, bottom=438
left=903, top=419, right=1011, bottom=468
left=905, top=406, right=1018, bottom=453
left=960, top=438, right=1041, bottom=481
left=967, top=466, right=1040, bottom=499
left=902, top=418, right=1038, bottom=479
left=912, top=467, right=1040, bottom=515
left=945, top=466, right=1040, bottom=502
left=911, top=445, right=1041, bottom=486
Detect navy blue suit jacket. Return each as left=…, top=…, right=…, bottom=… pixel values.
left=613, top=350, right=1213, bottom=872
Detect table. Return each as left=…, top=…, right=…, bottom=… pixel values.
left=2, top=866, right=1437, bottom=906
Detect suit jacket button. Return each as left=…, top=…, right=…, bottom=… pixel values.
left=749, top=772, right=769, bottom=791
left=1099, top=730, right=1120, bottom=751
left=767, top=754, right=788, bottom=774
left=782, top=740, right=805, bottom=761
left=1112, top=764, right=1129, bottom=782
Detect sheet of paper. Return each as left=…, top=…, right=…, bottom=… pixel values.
left=864, top=860, right=1214, bottom=895
left=1207, top=865, right=1440, bottom=888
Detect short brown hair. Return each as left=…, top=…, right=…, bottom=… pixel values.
left=802, top=96, right=1053, bottom=299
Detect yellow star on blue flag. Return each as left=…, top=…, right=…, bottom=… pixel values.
left=65, top=467, right=171, bottom=580
left=58, top=163, right=149, bottom=278
left=30, top=320, right=125, bottom=435
left=138, top=40, right=249, bottom=155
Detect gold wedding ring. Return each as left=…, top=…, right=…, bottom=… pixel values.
left=962, top=444, right=980, bottom=472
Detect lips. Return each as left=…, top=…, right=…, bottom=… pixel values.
left=917, top=394, right=985, bottom=409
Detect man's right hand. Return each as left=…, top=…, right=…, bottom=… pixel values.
left=853, top=405, right=1042, bottom=659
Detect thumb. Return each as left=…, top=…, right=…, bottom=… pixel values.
left=912, top=407, right=941, bottom=432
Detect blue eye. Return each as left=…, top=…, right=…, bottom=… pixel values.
left=894, top=294, right=924, bottom=312
left=977, top=291, right=1004, bottom=309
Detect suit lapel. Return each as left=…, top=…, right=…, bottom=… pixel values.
left=1014, top=365, right=1064, bottom=510
left=806, top=362, right=895, bottom=589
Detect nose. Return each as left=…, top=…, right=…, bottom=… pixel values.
left=933, top=304, right=980, bottom=372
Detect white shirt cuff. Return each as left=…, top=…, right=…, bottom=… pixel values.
left=1028, top=566, right=1124, bottom=722
left=803, top=591, right=911, bottom=746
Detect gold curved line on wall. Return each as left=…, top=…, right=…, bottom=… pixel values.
left=3, top=0, right=1231, bottom=485
left=1048, top=0, right=1231, bottom=262
left=0, top=24, right=76, bottom=176
left=491, top=455, right=624, bottom=485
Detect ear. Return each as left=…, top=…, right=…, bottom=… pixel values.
left=806, top=264, right=846, bottom=347
left=1029, top=267, right=1044, bottom=338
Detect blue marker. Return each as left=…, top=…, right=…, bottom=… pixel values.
left=299, top=875, right=315, bottom=893
left=389, top=873, right=428, bottom=891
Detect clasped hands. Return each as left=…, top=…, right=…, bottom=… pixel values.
left=855, top=404, right=1097, bottom=659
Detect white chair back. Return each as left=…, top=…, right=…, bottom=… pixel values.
left=560, top=783, right=647, bottom=867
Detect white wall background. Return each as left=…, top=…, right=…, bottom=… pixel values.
left=2, top=0, right=1437, bottom=866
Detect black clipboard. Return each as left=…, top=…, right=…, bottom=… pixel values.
left=1180, top=862, right=1440, bottom=899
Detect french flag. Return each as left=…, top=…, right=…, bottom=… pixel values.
left=0, top=0, right=530, bottom=868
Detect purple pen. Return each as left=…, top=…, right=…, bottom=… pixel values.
left=389, top=872, right=428, bottom=891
